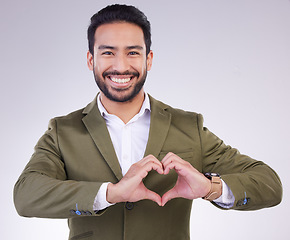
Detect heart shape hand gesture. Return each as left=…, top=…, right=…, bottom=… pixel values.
left=107, top=152, right=212, bottom=206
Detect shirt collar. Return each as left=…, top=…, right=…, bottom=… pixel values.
left=97, top=92, right=151, bottom=120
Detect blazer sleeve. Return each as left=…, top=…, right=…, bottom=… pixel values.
left=197, top=114, right=282, bottom=210
left=14, top=119, right=105, bottom=219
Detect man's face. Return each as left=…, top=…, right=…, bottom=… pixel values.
left=87, top=22, right=153, bottom=103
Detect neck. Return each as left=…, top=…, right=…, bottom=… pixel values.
left=100, top=90, right=145, bottom=124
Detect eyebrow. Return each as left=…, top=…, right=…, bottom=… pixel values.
left=126, top=45, right=144, bottom=50
left=98, top=45, right=115, bottom=50
left=98, top=45, right=144, bottom=50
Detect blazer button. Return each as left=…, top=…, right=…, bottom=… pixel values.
left=125, top=202, right=134, bottom=210
left=236, top=197, right=250, bottom=207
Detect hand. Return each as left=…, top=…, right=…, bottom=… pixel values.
left=106, top=155, right=164, bottom=206
left=161, top=152, right=211, bottom=206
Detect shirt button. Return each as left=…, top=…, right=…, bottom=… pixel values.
left=125, top=202, right=134, bottom=210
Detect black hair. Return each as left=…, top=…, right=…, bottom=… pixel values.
left=87, top=4, right=151, bottom=55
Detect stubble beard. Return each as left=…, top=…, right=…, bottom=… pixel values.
left=93, top=69, right=147, bottom=103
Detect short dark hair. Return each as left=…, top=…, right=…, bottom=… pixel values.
left=87, top=4, right=151, bottom=55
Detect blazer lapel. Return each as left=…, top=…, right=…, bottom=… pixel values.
left=81, top=95, right=171, bottom=181
left=82, top=97, right=123, bottom=181
left=144, top=95, right=172, bottom=158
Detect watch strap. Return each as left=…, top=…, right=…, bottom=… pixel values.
left=203, top=176, right=222, bottom=201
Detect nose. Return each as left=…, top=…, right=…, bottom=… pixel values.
left=112, top=54, right=130, bottom=73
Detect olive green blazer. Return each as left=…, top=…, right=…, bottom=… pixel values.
left=14, top=95, right=282, bottom=240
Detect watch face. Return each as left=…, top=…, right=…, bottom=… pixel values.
left=204, top=173, right=220, bottom=179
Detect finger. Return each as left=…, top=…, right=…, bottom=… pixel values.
left=145, top=189, right=162, bottom=206
left=161, top=153, right=177, bottom=175
left=139, top=183, right=162, bottom=206
left=161, top=152, right=176, bottom=164
left=141, top=154, right=159, bottom=163
left=133, top=161, right=164, bottom=180
left=163, top=156, right=196, bottom=176
left=162, top=152, right=186, bottom=165
left=162, top=159, right=185, bottom=175
left=162, top=162, right=177, bottom=175
left=150, top=163, right=164, bottom=175
left=142, top=160, right=164, bottom=174
left=139, top=155, right=163, bottom=169
left=161, top=153, right=183, bottom=171
left=161, top=187, right=178, bottom=206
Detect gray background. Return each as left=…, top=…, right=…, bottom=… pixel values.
left=1, top=0, right=289, bottom=239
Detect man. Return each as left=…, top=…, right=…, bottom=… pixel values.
left=14, top=4, right=282, bottom=240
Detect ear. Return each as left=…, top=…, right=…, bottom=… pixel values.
left=146, top=50, right=153, bottom=71
left=87, top=51, right=94, bottom=71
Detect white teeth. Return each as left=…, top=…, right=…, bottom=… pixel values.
left=110, top=77, right=131, bottom=83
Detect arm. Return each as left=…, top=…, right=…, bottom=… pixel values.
left=14, top=118, right=164, bottom=218
left=197, top=114, right=282, bottom=210
left=13, top=119, right=102, bottom=218
left=160, top=114, right=282, bottom=210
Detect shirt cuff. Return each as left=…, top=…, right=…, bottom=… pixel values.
left=213, top=179, right=235, bottom=208
left=93, top=182, right=115, bottom=211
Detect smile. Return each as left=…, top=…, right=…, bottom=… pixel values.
left=110, top=77, right=132, bottom=84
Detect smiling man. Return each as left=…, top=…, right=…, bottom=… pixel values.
left=87, top=22, right=153, bottom=123
left=14, top=4, right=282, bottom=240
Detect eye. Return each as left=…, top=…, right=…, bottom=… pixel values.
left=128, top=51, right=140, bottom=56
left=102, top=51, right=114, bottom=56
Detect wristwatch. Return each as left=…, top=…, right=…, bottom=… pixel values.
left=202, top=173, right=222, bottom=201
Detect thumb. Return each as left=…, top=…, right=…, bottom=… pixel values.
left=161, top=187, right=178, bottom=206
left=144, top=188, right=162, bottom=206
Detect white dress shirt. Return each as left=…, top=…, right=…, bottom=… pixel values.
left=93, top=93, right=234, bottom=210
